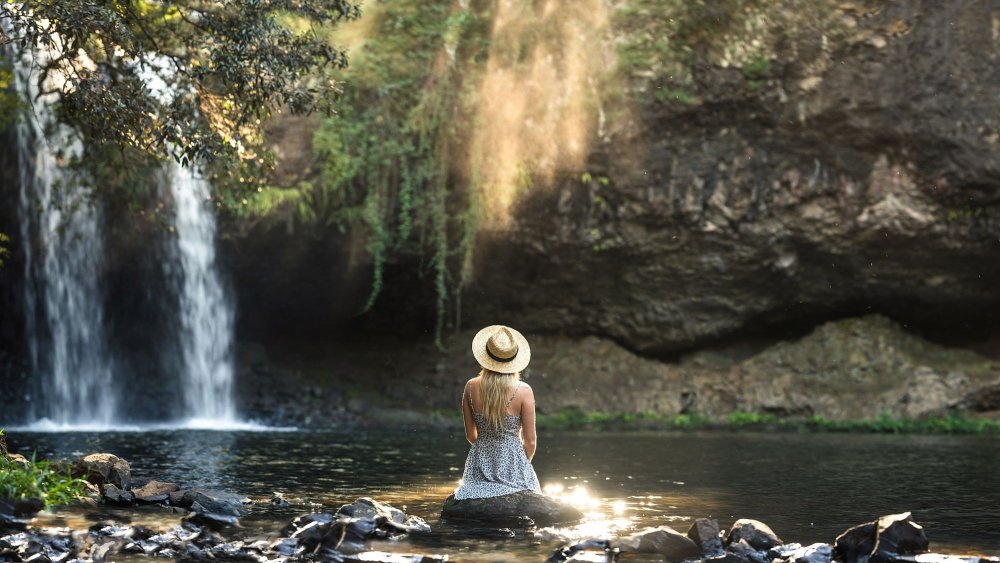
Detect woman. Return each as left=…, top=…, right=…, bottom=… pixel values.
left=453, top=325, right=541, bottom=500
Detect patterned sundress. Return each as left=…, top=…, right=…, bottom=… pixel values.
left=454, top=382, right=542, bottom=500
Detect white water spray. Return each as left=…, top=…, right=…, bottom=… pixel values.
left=10, top=30, right=117, bottom=426
left=166, top=161, right=238, bottom=424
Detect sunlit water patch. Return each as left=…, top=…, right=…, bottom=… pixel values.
left=7, top=431, right=999, bottom=561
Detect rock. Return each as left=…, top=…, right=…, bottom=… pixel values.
left=132, top=480, right=179, bottom=503
left=179, top=488, right=247, bottom=516
left=889, top=556, right=1000, bottom=563
left=173, top=489, right=247, bottom=530
left=102, top=484, right=135, bottom=505
left=725, top=518, right=783, bottom=550
left=835, top=513, right=930, bottom=563
left=614, top=525, right=702, bottom=561
left=547, top=538, right=614, bottom=563
left=0, top=498, right=43, bottom=530
left=270, top=492, right=290, bottom=507
left=687, top=517, right=724, bottom=555
left=319, top=517, right=378, bottom=556
left=0, top=527, right=79, bottom=562
left=871, top=513, right=930, bottom=562
left=270, top=537, right=299, bottom=557
left=834, top=521, right=877, bottom=562
left=184, top=502, right=240, bottom=530
left=168, top=490, right=186, bottom=506
left=285, top=513, right=336, bottom=544
left=769, top=543, right=803, bottom=559
left=781, top=543, right=833, bottom=563
left=338, top=497, right=431, bottom=533
left=723, top=538, right=772, bottom=563
left=72, top=453, right=131, bottom=490
left=440, top=492, right=584, bottom=526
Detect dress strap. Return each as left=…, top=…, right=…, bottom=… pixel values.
left=505, top=382, right=522, bottom=408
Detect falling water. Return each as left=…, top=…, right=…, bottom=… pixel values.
left=10, top=34, right=117, bottom=427
left=166, top=162, right=237, bottom=425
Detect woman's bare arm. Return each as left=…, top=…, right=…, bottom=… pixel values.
left=462, top=380, right=478, bottom=445
left=520, top=384, right=537, bottom=461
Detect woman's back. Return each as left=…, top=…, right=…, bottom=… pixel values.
left=467, top=379, right=525, bottom=436
left=454, top=325, right=540, bottom=501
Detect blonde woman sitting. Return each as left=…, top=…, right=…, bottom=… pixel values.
left=453, top=325, right=541, bottom=500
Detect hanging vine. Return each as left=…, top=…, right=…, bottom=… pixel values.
left=305, top=0, right=487, bottom=345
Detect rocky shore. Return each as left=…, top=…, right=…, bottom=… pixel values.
left=3, top=451, right=998, bottom=562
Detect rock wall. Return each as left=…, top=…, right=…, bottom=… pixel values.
left=456, top=0, right=1000, bottom=354
left=236, top=315, right=1000, bottom=426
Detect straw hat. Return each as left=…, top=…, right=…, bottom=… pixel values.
left=472, top=325, right=531, bottom=374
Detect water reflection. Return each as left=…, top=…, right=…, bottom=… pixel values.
left=7, top=430, right=1000, bottom=560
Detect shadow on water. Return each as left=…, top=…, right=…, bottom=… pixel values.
left=8, top=430, right=1000, bottom=560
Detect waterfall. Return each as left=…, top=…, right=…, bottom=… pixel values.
left=10, top=34, right=117, bottom=428
left=6, top=37, right=245, bottom=429
left=165, top=161, right=237, bottom=425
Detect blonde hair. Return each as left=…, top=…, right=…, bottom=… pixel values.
left=478, top=368, right=520, bottom=431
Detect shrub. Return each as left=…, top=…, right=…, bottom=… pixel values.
left=0, top=431, right=88, bottom=507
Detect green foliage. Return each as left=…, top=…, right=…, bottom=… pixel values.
left=537, top=408, right=712, bottom=431
left=533, top=409, right=1000, bottom=434
left=615, top=0, right=764, bottom=98
left=655, top=87, right=697, bottom=105
left=0, top=63, right=24, bottom=131
left=726, top=411, right=780, bottom=426
left=3, top=0, right=360, bottom=174
left=742, top=54, right=771, bottom=79
left=804, top=413, right=1000, bottom=434
left=0, top=433, right=87, bottom=507
left=309, top=0, right=489, bottom=345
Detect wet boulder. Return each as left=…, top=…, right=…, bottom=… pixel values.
left=614, top=525, right=702, bottom=561
left=72, top=453, right=131, bottom=490
left=834, top=513, right=930, bottom=563
left=133, top=480, right=180, bottom=504
left=778, top=542, right=833, bottom=563
left=0, top=499, right=43, bottom=530
left=725, top=519, right=783, bottom=550
left=687, top=517, right=724, bottom=556
left=723, top=538, right=772, bottom=563
left=547, top=539, right=614, bottom=563
left=176, top=488, right=248, bottom=530
left=0, top=527, right=80, bottom=562
left=281, top=510, right=422, bottom=557
left=178, top=488, right=247, bottom=514
left=441, top=492, right=583, bottom=526
left=338, top=497, right=431, bottom=533
left=834, top=521, right=876, bottom=562
left=102, top=484, right=135, bottom=505
left=872, top=512, right=929, bottom=561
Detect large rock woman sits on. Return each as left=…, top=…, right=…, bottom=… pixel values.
left=441, top=326, right=582, bottom=526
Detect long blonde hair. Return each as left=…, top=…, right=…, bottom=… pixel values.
left=478, top=368, right=520, bottom=430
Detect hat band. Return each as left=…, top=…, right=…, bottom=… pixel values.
left=486, top=346, right=517, bottom=363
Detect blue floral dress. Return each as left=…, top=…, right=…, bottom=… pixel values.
left=454, top=382, right=542, bottom=500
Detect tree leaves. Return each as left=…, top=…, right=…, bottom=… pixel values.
left=2, top=0, right=360, bottom=171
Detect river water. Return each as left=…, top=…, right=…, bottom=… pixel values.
left=8, top=430, right=999, bottom=561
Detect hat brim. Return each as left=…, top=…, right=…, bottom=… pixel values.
left=472, top=325, right=531, bottom=374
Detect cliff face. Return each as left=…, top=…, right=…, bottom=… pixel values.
left=236, top=315, right=1000, bottom=426
left=456, top=0, right=1000, bottom=354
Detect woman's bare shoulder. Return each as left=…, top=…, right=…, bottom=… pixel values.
left=518, top=381, right=534, bottom=394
